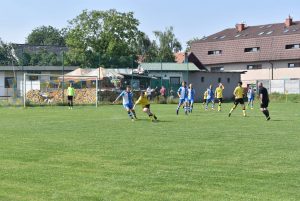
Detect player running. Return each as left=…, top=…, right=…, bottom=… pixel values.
left=113, top=85, right=137, bottom=121
left=67, top=83, right=75, bottom=109
left=133, top=91, right=158, bottom=122
left=215, top=83, right=224, bottom=111
left=205, top=85, right=215, bottom=110
left=176, top=81, right=188, bottom=115
left=228, top=81, right=246, bottom=117
left=258, top=83, right=271, bottom=121
left=247, top=86, right=255, bottom=109
left=187, top=83, right=195, bottom=113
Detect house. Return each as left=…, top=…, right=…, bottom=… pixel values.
left=191, top=16, right=300, bottom=82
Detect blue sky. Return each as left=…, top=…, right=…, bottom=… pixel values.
left=1, top=0, right=300, bottom=48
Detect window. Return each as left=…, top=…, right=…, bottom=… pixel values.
left=259, top=25, right=265, bottom=29
left=288, top=63, right=300, bottom=68
left=213, top=36, right=219, bottom=39
left=227, top=78, right=230, bottom=83
left=235, top=34, right=241, bottom=38
left=244, top=47, right=260, bottom=52
left=211, top=67, right=224, bottom=72
left=258, top=32, right=265, bottom=35
left=266, top=31, right=273, bottom=35
left=247, top=64, right=262, bottom=70
left=286, top=44, right=300, bottom=49
left=266, top=24, right=273, bottom=28
left=201, top=77, right=205, bottom=82
left=219, top=35, right=226, bottom=39
left=5, top=77, right=14, bottom=88
left=208, top=50, right=222, bottom=55
left=283, top=29, right=289, bottom=33
left=170, top=77, right=180, bottom=85
left=218, top=78, right=222, bottom=83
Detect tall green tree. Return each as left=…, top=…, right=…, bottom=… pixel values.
left=153, top=26, right=182, bottom=62
left=65, top=9, right=142, bottom=68
left=0, top=39, right=17, bottom=65
left=26, top=26, right=65, bottom=46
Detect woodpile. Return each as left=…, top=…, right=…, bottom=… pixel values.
left=26, top=89, right=97, bottom=104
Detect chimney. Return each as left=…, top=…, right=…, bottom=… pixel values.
left=285, top=15, right=293, bottom=27
left=236, top=23, right=246, bottom=32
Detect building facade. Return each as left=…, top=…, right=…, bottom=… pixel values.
left=0, top=66, right=77, bottom=97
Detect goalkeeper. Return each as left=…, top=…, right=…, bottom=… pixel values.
left=133, top=91, right=158, bottom=122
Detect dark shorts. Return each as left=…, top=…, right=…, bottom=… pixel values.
left=234, top=98, right=244, bottom=105
left=144, top=104, right=150, bottom=109
left=68, top=96, right=73, bottom=101
left=203, top=99, right=207, bottom=103
left=260, top=101, right=269, bottom=108
left=217, top=98, right=223, bottom=103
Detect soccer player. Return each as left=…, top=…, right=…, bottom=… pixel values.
left=113, top=85, right=137, bottom=121
left=133, top=91, right=158, bottom=121
left=215, top=83, right=224, bottom=111
left=258, top=83, right=271, bottom=121
left=247, top=86, right=255, bottom=109
left=202, top=90, right=208, bottom=107
left=176, top=81, right=188, bottom=115
left=205, top=85, right=215, bottom=110
left=228, top=81, right=246, bottom=117
left=187, top=83, right=195, bottom=113
left=67, top=83, right=75, bottom=109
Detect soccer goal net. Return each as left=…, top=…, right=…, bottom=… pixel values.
left=22, top=73, right=99, bottom=107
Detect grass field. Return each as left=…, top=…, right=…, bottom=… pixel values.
left=0, top=103, right=299, bottom=201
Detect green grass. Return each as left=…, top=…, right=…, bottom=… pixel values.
left=0, top=103, right=300, bottom=201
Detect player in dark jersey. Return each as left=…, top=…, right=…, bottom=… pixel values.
left=258, top=83, right=271, bottom=121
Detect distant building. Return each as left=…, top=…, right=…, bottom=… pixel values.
left=191, top=16, right=300, bottom=78
left=0, top=66, right=76, bottom=97
left=140, top=62, right=241, bottom=100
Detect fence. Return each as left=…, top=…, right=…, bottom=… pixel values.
left=255, top=79, right=300, bottom=94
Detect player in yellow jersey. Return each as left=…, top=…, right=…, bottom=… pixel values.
left=133, top=91, right=158, bottom=121
left=215, top=83, right=224, bottom=111
left=67, top=83, right=75, bottom=109
left=228, top=81, right=246, bottom=117
left=202, top=90, right=208, bottom=107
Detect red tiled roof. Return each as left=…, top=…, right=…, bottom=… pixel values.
left=193, top=21, right=300, bottom=44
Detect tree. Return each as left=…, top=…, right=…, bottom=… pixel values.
left=153, top=26, right=182, bottom=62
left=65, top=9, right=142, bottom=68
left=0, top=39, right=18, bottom=65
left=26, top=26, right=65, bottom=46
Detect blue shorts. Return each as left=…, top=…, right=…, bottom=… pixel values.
left=206, top=98, right=214, bottom=103
left=179, top=98, right=187, bottom=105
left=188, top=99, right=194, bottom=104
left=123, top=103, right=133, bottom=110
left=248, top=97, right=254, bottom=101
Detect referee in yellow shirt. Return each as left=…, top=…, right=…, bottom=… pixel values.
left=228, top=82, right=246, bottom=117
left=133, top=91, right=158, bottom=121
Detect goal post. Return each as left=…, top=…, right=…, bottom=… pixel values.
left=22, top=73, right=99, bottom=107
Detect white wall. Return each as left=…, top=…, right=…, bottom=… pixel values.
left=0, top=72, right=4, bottom=96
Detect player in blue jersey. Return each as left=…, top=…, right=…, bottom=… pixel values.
left=205, top=84, right=215, bottom=110
left=187, top=83, right=195, bottom=113
left=113, top=85, right=137, bottom=121
left=247, top=85, right=255, bottom=109
left=176, top=81, right=188, bottom=115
